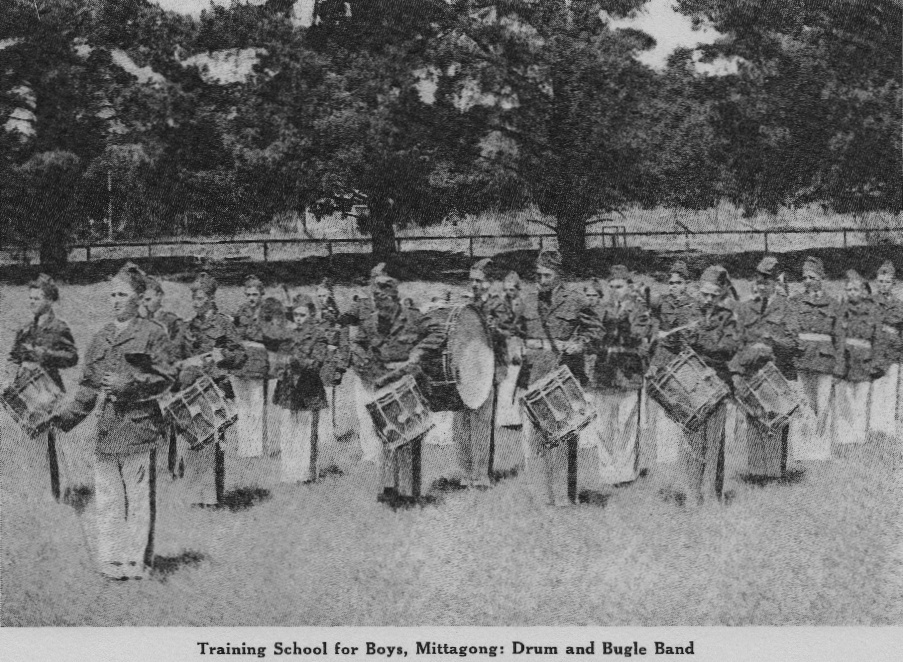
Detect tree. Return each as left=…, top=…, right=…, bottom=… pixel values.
left=676, top=0, right=902, bottom=217
left=436, top=1, right=657, bottom=270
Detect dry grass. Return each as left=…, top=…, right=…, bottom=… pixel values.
left=1, top=281, right=902, bottom=626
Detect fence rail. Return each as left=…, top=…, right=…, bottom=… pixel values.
left=3, top=226, right=903, bottom=265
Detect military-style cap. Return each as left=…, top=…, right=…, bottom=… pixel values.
left=756, top=255, right=779, bottom=277
left=846, top=269, right=865, bottom=284
left=503, top=271, right=521, bottom=288
left=115, top=262, right=149, bottom=295
left=669, top=260, right=690, bottom=281
left=144, top=274, right=165, bottom=294
left=470, top=258, right=492, bottom=280
left=878, top=260, right=896, bottom=278
left=190, top=272, right=218, bottom=297
left=243, top=275, right=264, bottom=293
left=609, top=264, right=633, bottom=282
left=28, top=273, right=60, bottom=302
left=699, top=265, right=728, bottom=295
left=536, top=250, right=562, bottom=272
left=291, top=293, right=315, bottom=310
left=802, top=256, right=825, bottom=280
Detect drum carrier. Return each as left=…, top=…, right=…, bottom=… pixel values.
left=645, top=348, right=730, bottom=431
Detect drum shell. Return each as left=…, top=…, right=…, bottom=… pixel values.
left=420, top=305, right=495, bottom=412
left=734, top=362, right=801, bottom=432
left=520, top=366, right=595, bottom=447
left=0, top=368, right=62, bottom=437
left=365, top=375, right=433, bottom=450
left=646, top=349, right=729, bottom=431
left=162, top=376, right=237, bottom=450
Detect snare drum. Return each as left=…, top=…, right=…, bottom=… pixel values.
left=0, top=367, right=62, bottom=437
left=420, top=304, right=495, bottom=412
left=160, top=375, right=238, bottom=450
left=520, top=366, right=596, bottom=448
left=365, top=375, right=433, bottom=451
left=734, top=361, right=802, bottom=432
left=645, top=349, right=730, bottom=431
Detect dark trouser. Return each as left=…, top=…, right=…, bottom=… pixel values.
left=745, top=415, right=788, bottom=478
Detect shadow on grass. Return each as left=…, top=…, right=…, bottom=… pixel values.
left=62, top=485, right=94, bottom=514
left=218, top=487, right=272, bottom=512
left=431, top=477, right=468, bottom=493
left=491, top=466, right=520, bottom=483
left=578, top=490, right=612, bottom=507
left=739, top=468, right=806, bottom=488
left=318, top=465, right=345, bottom=479
left=151, top=550, right=207, bottom=581
left=376, top=491, right=439, bottom=511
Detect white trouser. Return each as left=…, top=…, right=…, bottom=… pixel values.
left=276, top=408, right=320, bottom=483
left=869, top=363, right=899, bottom=437
left=593, top=390, right=641, bottom=484
left=353, top=372, right=384, bottom=462
left=180, top=438, right=221, bottom=505
left=645, top=396, right=683, bottom=464
left=522, top=415, right=571, bottom=506
left=834, top=379, right=871, bottom=446
left=94, top=449, right=155, bottom=577
left=233, top=377, right=267, bottom=458
left=496, top=364, right=522, bottom=427
left=790, top=371, right=834, bottom=461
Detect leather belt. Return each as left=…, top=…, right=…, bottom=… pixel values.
left=798, top=333, right=832, bottom=343
left=524, top=338, right=555, bottom=351
left=845, top=338, right=872, bottom=349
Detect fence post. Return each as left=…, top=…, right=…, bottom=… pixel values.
left=539, top=236, right=544, bottom=252
left=843, top=230, right=848, bottom=248
left=469, top=236, right=474, bottom=259
left=85, top=246, right=91, bottom=262
left=263, top=241, right=269, bottom=263
left=763, top=232, right=769, bottom=253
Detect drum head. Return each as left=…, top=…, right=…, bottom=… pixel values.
left=449, top=306, right=495, bottom=409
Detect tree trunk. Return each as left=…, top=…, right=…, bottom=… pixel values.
left=367, top=199, right=398, bottom=261
left=40, top=235, right=69, bottom=273
left=557, top=212, right=587, bottom=274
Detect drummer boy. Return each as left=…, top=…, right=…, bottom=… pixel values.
left=351, top=268, right=444, bottom=504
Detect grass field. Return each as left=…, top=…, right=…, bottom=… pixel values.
left=1, top=279, right=902, bottom=626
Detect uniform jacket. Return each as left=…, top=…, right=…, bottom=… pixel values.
left=265, top=319, right=329, bottom=411
left=519, top=284, right=595, bottom=388
left=175, top=305, right=247, bottom=396
left=351, top=305, right=444, bottom=388
left=338, top=295, right=375, bottom=327
left=148, top=310, right=183, bottom=343
left=835, top=297, right=884, bottom=382
left=9, top=309, right=79, bottom=391
left=57, top=317, right=175, bottom=455
left=729, top=294, right=800, bottom=380
left=588, top=295, right=652, bottom=391
left=472, top=292, right=524, bottom=370
left=791, top=290, right=840, bottom=375
left=872, top=291, right=903, bottom=367
left=686, top=300, right=741, bottom=386
left=649, top=292, right=696, bottom=369
left=232, top=301, right=269, bottom=380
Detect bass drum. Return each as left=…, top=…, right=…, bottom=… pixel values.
left=421, top=304, right=495, bottom=412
